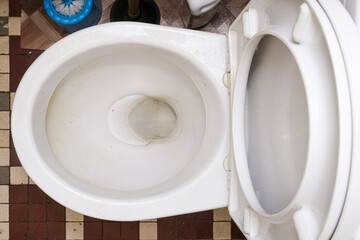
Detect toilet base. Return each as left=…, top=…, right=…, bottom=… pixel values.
left=110, top=0, right=160, bottom=25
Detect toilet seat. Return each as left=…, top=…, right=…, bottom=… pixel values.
left=10, top=0, right=360, bottom=239
left=228, top=0, right=360, bottom=239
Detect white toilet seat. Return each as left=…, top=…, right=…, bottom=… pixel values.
left=11, top=0, right=360, bottom=239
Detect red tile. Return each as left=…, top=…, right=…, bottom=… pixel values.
left=28, top=185, right=47, bottom=203
left=121, top=222, right=139, bottom=240
left=231, top=221, right=246, bottom=239
left=28, top=222, right=47, bottom=240
left=47, top=203, right=65, bottom=221
left=48, top=222, right=65, bottom=240
left=9, top=0, right=22, bottom=17
left=9, top=185, right=27, bottom=203
left=10, top=148, right=22, bottom=166
left=158, top=221, right=176, bottom=240
left=10, top=222, right=28, bottom=240
left=10, top=204, right=28, bottom=221
left=177, top=221, right=194, bottom=239
left=194, top=222, right=212, bottom=239
left=10, top=36, right=30, bottom=55
left=84, top=222, right=102, bottom=240
left=103, top=222, right=121, bottom=239
left=28, top=204, right=46, bottom=221
left=84, top=215, right=102, bottom=222
left=177, top=213, right=196, bottom=221
left=194, top=210, right=213, bottom=221
left=10, top=73, right=23, bottom=92
left=10, top=55, right=28, bottom=74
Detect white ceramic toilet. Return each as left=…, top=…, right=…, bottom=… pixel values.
left=11, top=0, right=360, bottom=239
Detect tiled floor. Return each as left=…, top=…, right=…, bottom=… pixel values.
left=0, top=0, right=248, bottom=239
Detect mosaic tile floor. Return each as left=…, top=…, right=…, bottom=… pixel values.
left=0, top=0, right=248, bottom=239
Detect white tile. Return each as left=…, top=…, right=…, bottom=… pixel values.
left=29, top=177, right=36, bottom=185
left=0, top=74, right=9, bottom=92
left=8, top=17, right=21, bottom=36
left=139, top=222, right=157, bottom=240
left=0, top=223, right=9, bottom=240
left=0, top=204, right=8, bottom=222
left=213, top=222, right=231, bottom=239
left=0, top=148, right=9, bottom=166
left=10, top=166, right=28, bottom=185
left=66, top=208, right=84, bottom=221
left=66, top=222, right=84, bottom=240
left=0, top=186, right=8, bottom=203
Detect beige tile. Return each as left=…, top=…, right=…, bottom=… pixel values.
left=0, top=37, right=9, bottom=54
left=0, top=0, right=9, bottom=17
left=0, top=204, right=8, bottom=222
left=10, top=92, right=14, bottom=111
left=66, top=208, right=84, bottom=221
left=29, top=177, right=36, bottom=185
left=0, top=56, right=9, bottom=73
left=0, top=130, right=9, bottom=147
left=0, top=112, right=9, bottom=129
left=139, top=222, right=157, bottom=240
left=0, top=223, right=9, bottom=239
left=8, top=17, right=21, bottom=36
left=0, top=186, right=8, bottom=204
left=0, top=74, right=9, bottom=92
left=141, top=219, right=157, bottom=222
left=66, top=222, right=84, bottom=240
left=214, top=208, right=231, bottom=221
left=213, top=222, right=231, bottom=239
left=10, top=166, right=28, bottom=185
left=0, top=148, right=9, bottom=166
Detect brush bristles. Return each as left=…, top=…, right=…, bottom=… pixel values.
left=52, top=0, right=85, bottom=16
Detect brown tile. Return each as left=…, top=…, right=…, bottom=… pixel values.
left=9, top=204, right=27, bottom=221
left=8, top=17, right=21, bottom=36
left=84, top=222, right=102, bottom=240
left=177, top=213, right=195, bottom=221
left=10, top=55, right=28, bottom=74
left=103, top=222, right=121, bottom=240
left=47, top=195, right=58, bottom=204
left=10, top=222, right=28, bottom=240
left=66, top=222, right=84, bottom=240
left=28, top=185, right=47, bottom=203
left=0, top=74, right=9, bottom=93
left=10, top=148, right=21, bottom=166
left=139, top=222, right=157, bottom=240
left=0, top=148, right=9, bottom=166
left=28, top=222, right=47, bottom=240
left=214, top=222, right=230, bottom=239
left=194, top=221, right=212, bottom=239
left=214, top=208, right=231, bottom=221
left=0, top=166, right=9, bottom=184
left=21, top=0, right=43, bottom=16
left=231, top=221, right=246, bottom=239
left=0, top=185, right=8, bottom=203
left=0, top=204, right=9, bottom=221
left=10, top=166, right=28, bottom=184
left=10, top=73, right=23, bottom=92
left=29, top=51, right=43, bottom=66
left=158, top=221, right=175, bottom=240
left=9, top=185, right=27, bottom=203
left=28, top=204, right=46, bottom=221
left=10, top=36, right=30, bottom=55
left=9, top=0, right=21, bottom=17
left=0, top=93, right=9, bottom=110
left=177, top=221, right=194, bottom=239
left=0, top=36, right=9, bottom=54
left=158, top=216, right=176, bottom=222
left=194, top=210, right=213, bottom=221
left=84, top=215, right=102, bottom=222
left=121, top=222, right=139, bottom=240
left=47, top=203, right=65, bottom=221
left=0, top=17, right=8, bottom=36
left=48, top=222, right=65, bottom=240
left=0, top=0, right=9, bottom=17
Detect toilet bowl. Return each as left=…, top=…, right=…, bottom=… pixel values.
left=11, top=0, right=360, bottom=239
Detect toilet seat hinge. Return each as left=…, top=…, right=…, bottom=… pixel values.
left=223, top=71, right=231, bottom=89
